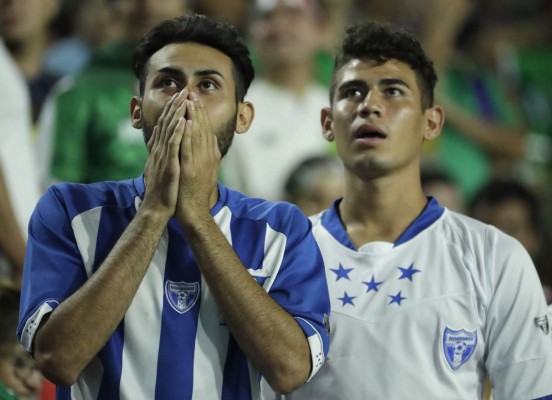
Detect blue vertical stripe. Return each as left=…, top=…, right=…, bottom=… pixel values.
left=222, top=336, right=252, bottom=400
left=230, top=216, right=267, bottom=271
left=155, top=219, right=202, bottom=400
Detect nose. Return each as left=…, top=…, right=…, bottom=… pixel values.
left=358, top=91, right=382, bottom=118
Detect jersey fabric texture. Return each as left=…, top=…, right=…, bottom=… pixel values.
left=17, top=176, right=330, bottom=400
left=262, top=198, right=552, bottom=400
left=38, top=41, right=147, bottom=184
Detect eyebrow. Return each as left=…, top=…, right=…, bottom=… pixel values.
left=155, top=67, right=225, bottom=81
left=379, top=78, right=410, bottom=89
left=338, top=78, right=411, bottom=91
left=337, top=80, right=366, bottom=92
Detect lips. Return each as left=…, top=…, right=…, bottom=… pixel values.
left=354, top=124, right=387, bottom=140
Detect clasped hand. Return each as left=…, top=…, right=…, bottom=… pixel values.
left=142, top=89, right=221, bottom=225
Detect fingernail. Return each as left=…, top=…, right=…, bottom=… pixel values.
left=190, top=91, right=198, bottom=101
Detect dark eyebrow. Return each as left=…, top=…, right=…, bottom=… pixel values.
left=337, top=80, right=367, bottom=92
left=155, top=67, right=225, bottom=81
left=195, top=69, right=225, bottom=81
left=379, top=78, right=410, bottom=89
left=156, top=67, right=184, bottom=77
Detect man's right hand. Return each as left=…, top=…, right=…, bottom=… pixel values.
left=141, top=89, right=190, bottom=221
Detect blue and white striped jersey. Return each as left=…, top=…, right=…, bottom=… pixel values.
left=263, top=198, right=552, bottom=400
left=18, top=176, right=330, bottom=400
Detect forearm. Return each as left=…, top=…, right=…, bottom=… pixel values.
left=34, top=208, right=168, bottom=386
left=0, top=162, right=26, bottom=273
left=439, top=96, right=527, bottom=159
left=181, top=213, right=311, bottom=393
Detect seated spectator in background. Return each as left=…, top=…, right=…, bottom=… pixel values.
left=424, top=11, right=530, bottom=200
left=284, top=155, right=343, bottom=216
left=0, top=283, right=43, bottom=400
left=222, top=0, right=332, bottom=201
left=0, top=37, right=41, bottom=286
left=421, top=166, right=465, bottom=213
left=0, top=0, right=61, bottom=123
left=36, top=0, right=189, bottom=187
left=43, top=0, right=116, bottom=77
left=189, top=0, right=249, bottom=36
left=469, top=179, right=552, bottom=304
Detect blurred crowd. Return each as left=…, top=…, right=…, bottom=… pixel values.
left=0, top=0, right=551, bottom=398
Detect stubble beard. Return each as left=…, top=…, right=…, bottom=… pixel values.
left=142, top=112, right=237, bottom=158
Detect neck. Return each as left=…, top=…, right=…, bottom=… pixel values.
left=339, top=171, right=428, bottom=246
left=262, top=61, right=315, bottom=96
left=7, top=34, right=49, bottom=80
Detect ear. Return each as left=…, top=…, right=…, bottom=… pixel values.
left=235, top=101, right=254, bottom=134
left=321, top=107, right=334, bottom=142
left=130, top=96, right=143, bottom=129
left=423, top=105, right=444, bottom=141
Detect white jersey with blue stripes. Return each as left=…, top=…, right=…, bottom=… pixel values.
left=18, top=176, right=330, bottom=400
left=262, top=198, right=552, bottom=400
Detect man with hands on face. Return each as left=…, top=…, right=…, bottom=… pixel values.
left=17, top=15, right=330, bottom=400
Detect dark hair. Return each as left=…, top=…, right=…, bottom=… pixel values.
left=468, top=179, right=540, bottom=229
left=132, top=14, right=254, bottom=102
left=330, top=21, right=438, bottom=109
left=284, top=155, right=342, bottom=201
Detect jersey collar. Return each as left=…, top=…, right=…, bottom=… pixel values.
left=321, top=196, right=445, bottom=250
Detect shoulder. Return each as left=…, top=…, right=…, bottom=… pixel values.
left=439, top=210, right=534, bottom=282
left=222, top=185, right=311, bottom=233
left=38, top=178, right=139, bottom=221
left=437, top=210, right=524, bottom=254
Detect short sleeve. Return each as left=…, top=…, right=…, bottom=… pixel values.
left=484, top=230, right=552, bottom=399
left=17, top=187, right=89, bottom=352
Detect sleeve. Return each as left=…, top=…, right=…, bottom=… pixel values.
left=483, top=229, right=552, bottom=399
left=263, top=207, right=331, bottom=381
left=17, top=186, right=89, bottom=352
left=48, top=81, right=93, bottom=183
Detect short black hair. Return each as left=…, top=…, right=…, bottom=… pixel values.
left=330, top=20, right=438, bottom=109
left=132, top=14, right=254, bottom=102
left=284, top=155, right=342, bottom=201
left=468, top=179, right=540, bottom=230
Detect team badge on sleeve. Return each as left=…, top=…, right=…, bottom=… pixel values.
left=165, top=280, right=200, bottom=314
left=443, top=327, right=477, bottom=370
left=535, top=315, right=550, bottom=335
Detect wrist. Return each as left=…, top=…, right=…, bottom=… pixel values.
left=135, top=206, right=172, bottom=229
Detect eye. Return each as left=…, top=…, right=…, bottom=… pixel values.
left=343, top=87, right=363, bottom=99
left=161, top=77, right=178, bottom=88
left=385, top=87, right=404, bottom=96
left=199, top=79, right=217, bottom=91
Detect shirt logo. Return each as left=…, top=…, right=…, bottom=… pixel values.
left=443, top=327, right=477, bottom=370
left=535, top=315, right=550, bottom=335
left=165, top=280, right=200, bottom=314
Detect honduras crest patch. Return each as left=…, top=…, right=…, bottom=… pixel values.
left=443, top=327, right=477, bottom=370
left=165, top=280, right=200, bottom=314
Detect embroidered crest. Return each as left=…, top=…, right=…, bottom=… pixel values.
left=443, top=327, right=477, bottom=370
left=165, top=280, right=200, bottom=314
left=535, top=315, right=550, bottom=335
